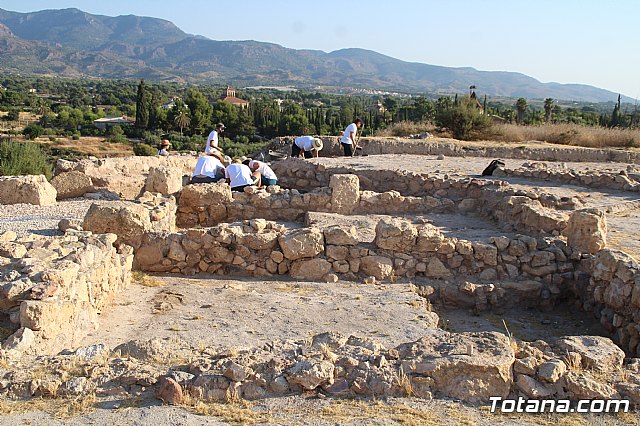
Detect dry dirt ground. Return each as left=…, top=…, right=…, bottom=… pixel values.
left=3, top=149, right=640, bottom=424
left=79, top=276, right=438, bottom=351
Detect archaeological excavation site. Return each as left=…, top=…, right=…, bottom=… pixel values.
left=1, top=136, right=640, bottom=422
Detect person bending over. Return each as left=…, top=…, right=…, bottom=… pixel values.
left=225, top=158, right=260, bottom=192
left=243, top=158, right=278, bottom=187
left=340, top=118, right=363, bottom=157
left=292, top=136, right=323, bottom=159
left=191, top=151, right=225, bottom=184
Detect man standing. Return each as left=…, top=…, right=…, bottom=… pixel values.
left=205, top=123, right=225, bottom=154
left=340, top=118, right=363, bottom=157
left=292, top=136, right=323, bottom=159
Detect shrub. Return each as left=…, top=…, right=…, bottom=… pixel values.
left=375, top=121, right=434, bottom=137
left=22, top=123, right=45, bottom=140
left=0, top=140, right=54, bottom=179
left=48, top=136, right=57, bottom=142
left=133, top=142, right=157, bottom=156
left=72, top=133, right=80, bottom=140
left=435, top=97, right=493, bottom=140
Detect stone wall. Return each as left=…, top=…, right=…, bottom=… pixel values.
left=83, top=192, right=176, bottom=250
left=135, top=218, right=577, bottom=308
left=176, top=172, right=582, bottom=241
left=575, top=249, right=640, bottom=357
left=0, top=230, right=133, bottom=355
left=266, top=136, right=640, bottom=164
left=502, top=162, right=640, bottom=193
left=56, top=155, right=195, bottom=200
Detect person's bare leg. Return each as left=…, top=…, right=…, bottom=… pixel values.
left=253, top=171, right=262, bottom=187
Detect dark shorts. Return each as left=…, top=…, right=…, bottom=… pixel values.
left=341, top=143, right=353, bottom=157
left=292, top=144, right=312, bottom=158
left=261, top=177, right=278, bottom=186
left=190, top=175, right=223, bottom=184
left=231, top=184, right=255, bottom=192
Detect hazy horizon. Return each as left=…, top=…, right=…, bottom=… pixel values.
left=1, top=0, right=639, bottom=100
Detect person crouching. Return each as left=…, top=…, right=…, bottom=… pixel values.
left=243, top=158, right=278, bottom=187
left=190, top=150, right=226, bottom=184
left=225, top=157, right=260, bottom=192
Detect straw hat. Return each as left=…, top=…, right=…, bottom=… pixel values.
left=312, top=138, right=323, bottom=151
left=160, top=139, right=170, bottom=147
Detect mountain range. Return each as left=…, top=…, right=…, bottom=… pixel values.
left=0, top=8, right=631, bottom=103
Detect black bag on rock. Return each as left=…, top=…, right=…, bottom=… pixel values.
left=482, top=159, right=505, bottom=176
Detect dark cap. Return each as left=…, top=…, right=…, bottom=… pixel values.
left=216, top=123, right=226, bottom=129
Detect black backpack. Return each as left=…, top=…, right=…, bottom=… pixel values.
left=482, top=159, right=505, bottom=176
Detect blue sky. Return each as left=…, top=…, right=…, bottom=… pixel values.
left=2, top=0, right=639, bottom=99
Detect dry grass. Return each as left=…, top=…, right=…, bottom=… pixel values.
left=181, top=393, right=271, bottom=424
left=394, top=367, right=414, bottom=397
left=132, top=271, right=165, bottom=287
left=317, top=399, right=436, bottom=425
left=375, top=121, right=435, bottom=137
left=33, top=136, right=134, bottom=157
left=493, top=123, right=640, bottom=149
left=0, top=393, right=97, bottom=419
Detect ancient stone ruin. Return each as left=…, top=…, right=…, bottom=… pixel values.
left=2, top=140, right=640, bottom=412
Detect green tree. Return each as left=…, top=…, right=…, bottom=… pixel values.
left=515, top=98, right=528, bottom=124
left=174, top=110, right=191, bottom=135
left=435, top=96, right=493, bottom=140
left=543, top=98, right=554, bottom=124
left=0, top=141, right=53, bottom=179
left=135, top=79, right=150, bottom=129
left=185, top=88, right=212, bottom=134
left=22, top=123, right=44, bottom=140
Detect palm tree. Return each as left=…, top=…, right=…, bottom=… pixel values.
left=516, top=98, right=528, bottom=124
left=544, top=98, right=554, bottom=124
left=174, top=111, right=191, bottom=135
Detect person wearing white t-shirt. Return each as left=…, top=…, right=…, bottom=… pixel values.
left=225, top=159, right=259, bottom=192
left=243, top=159, right=278, bottom=186
left=292, top=136, right=323, bottom=159
left=205, top=123, right=225, bottom=154
left=340, top=118, right=363, bottom=157
left=191, top=153, right=225, bottom=184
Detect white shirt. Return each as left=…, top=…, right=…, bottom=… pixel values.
left=249, top=160, right=277, bottom=180
left=225, top=163, right=254, bottom=187
left=341, top=123, right=357, bottom=145
left=294, top=136, right=315, bottom=151
left=158, top=148, right=169, bottom=156
left=205, top=129, right=219, bottom=153
left=192, top=155, right=224, bottom=178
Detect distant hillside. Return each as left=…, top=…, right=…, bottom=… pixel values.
left=0, top=7, right=632, bottom=103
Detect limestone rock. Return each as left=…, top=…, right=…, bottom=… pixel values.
left=374, top=218, right=417, bottom=251
left=177, top=183, right=232, bottom=227
left=83, top=202, right=152, bottom=249
left=537, top=359, right=566, bottom=383
left=515, top=374, right=554, bottom=398
left=0, top=175, right=57, bottom=206
left=145, top=166, right=183, bottom=196
left=564, top=371, right=619, bottom=399
left=330, top=174, right=360, bottom=215
left=323, top=225, right=359, bottom=246
left=1, top=327, right=35, bottom=352
left=415, top=225, right=444, bottom=252
left=278, top=228, right=324, bottom=260
left=51, top=171, right=94, bottom=199
left=398, top=330, right=514, bottom=403
left=290, top=258, right=332, bottom=280
left=425, top=258, right=451, bottom=278
left=565, top=209, right=607, bottom=254
left=555, top=336, right=624, bottom=373
left=359, top=256, right=393, bottom=280
left=286, top=360, right=335, bottom=390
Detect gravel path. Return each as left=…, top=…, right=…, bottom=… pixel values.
left=0, top=198, right=95, bottom=237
